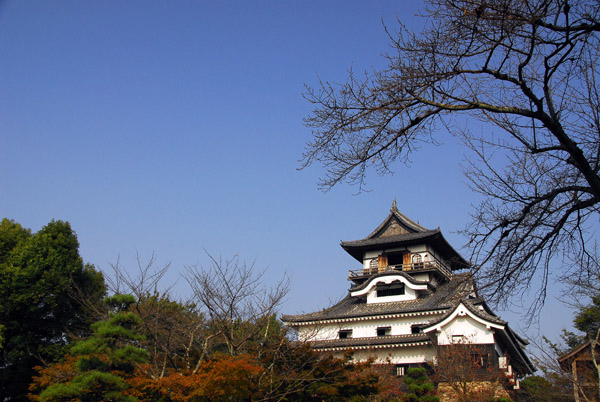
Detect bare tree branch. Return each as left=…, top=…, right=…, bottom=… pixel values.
left=301, top=0, right=600, bottom=312
left=184, top=252, right=290, bottom=357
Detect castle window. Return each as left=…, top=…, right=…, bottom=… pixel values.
left=338, top=329, right=352, bottom=339
left=387, top=252, right=404, bottom=267
left=412, top=254, right=423, bottom=269
left=411, top=325, right=422, bottom=334
left=377, top=326, right=391, bottom=336
left=451, top=335, right=465, bottom=343
left=471, top=353, right=489, bottom=369
left=376, top=282, right=405, bottom=297
left=395, top=365, right=408, bottom=376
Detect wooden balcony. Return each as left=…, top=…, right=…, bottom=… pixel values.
left=348, top=260, right=451, bottom=280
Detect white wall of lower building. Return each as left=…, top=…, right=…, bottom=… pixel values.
left=329, top=345, right=436, bottom=365
left=296, top=314, right=445, bottom=341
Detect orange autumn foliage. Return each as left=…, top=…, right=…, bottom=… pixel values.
left=126, top=354, right=264, bottom=402
left=28, top=355, right=79, bottom=401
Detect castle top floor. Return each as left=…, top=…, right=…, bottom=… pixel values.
left=341, top=201, right=469, bottom=286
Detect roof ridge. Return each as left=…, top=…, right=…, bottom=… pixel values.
left=390, top=202, right=429, bottom=233
left=461, top=298, right=506, bottom=325
left=362, top=201, right=429, bottom=240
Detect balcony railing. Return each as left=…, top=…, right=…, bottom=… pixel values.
left=348, top=259, right=451, bottom=280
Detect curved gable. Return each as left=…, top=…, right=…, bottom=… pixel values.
left=422, top=302, right=505, bottom=345
left=351, top=273, right=429, bottom=303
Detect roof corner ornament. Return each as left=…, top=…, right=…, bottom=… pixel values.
left=391, top=198, right=397, bottom=212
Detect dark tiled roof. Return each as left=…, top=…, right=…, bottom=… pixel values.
left=282, top=273, right=475, bottom=323
left=364, top=203, right=429, bottom=238
left=341, top=230, right=441, bottom=248
left=463, top=300, right=506, bottom=325
left=311, top=333, right=431, bottom=350
left=339, top=202, right=470, bottom=269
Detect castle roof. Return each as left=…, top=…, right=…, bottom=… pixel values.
left=340, top=201, right=469, bottom=269
left=282, top=273, right=475, bottom=323
left=283, top=201, right=533, bottom=376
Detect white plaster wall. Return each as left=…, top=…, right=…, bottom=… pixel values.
left=352, top=275, right=425, bottom=303
left=363, top=250, right=380, bottom=269
left=347, top=317, right=436, bottom=338
left=296, top=313, right=444, bottom=341
left=436, top=316, right=496, bottom=345
left=410, top=272, right=431, bottom=282
left=297, top=324, right=342, bottom=342
left=331, top=345, right=436, bottom=365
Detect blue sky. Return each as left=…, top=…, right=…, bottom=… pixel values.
left=0, top=0, right=574, bottom=347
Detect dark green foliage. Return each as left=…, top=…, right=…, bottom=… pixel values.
left=0, top=219, right=106, bottom=401
left=574, top=295, right=600, bottom=340
left=560, top=329, right=584, bottom=351
left=403, top=367, right=439, bottom=402
left=39, top=371, right=131, bottom=402
left=516, top=375, right=574, bottom=402
left=550, top=279, right=600, bottom=355
left=519, top=375, right=553, bottom=399
left=0, top=219, right=30, bottom=261
left=38, top=295, right=149, bottom=402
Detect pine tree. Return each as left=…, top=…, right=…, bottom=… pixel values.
left=37, top=294, right=149, bottom=402
left=403, top=367, right=439, bottom=402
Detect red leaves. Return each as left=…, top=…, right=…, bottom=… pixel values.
left=125, top=354, right=263, bottom=402
left=28, top=355, right=78, bottom=401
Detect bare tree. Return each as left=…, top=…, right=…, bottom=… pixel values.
left=301, top=0, right=600, bottom=310
left=105, top=254, right=207, bottom=378
left=184, top=253, right=290, bottom=358
left=105, top=252, right=173, bottom=298
left=434, top=340, right=510, bottom=402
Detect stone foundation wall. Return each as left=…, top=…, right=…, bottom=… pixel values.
left=437, top=380, right=510, bottom=402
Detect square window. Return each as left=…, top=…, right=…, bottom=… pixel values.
left=451, top=335, right=465, bottom=343
left=339, top=330, right=352, bottom=339
left=377, top=327, right=391, bottom=336
left=376, top=282, right=405, bottom=297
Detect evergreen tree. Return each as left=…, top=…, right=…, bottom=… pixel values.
left=0, top=219, right=105, bottom=401
left=403, top=367, right=438, bottom=402
left=37, top=294, right=150, bottom=402
left=574, top=295, right=600, bottom=340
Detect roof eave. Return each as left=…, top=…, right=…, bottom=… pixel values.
left=341, top=231, right=469, bottom=269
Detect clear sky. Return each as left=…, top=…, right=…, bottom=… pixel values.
left=0, top=0, right=574, bottom=349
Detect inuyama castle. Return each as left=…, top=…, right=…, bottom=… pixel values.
left=282, top=201, right=533, bottom=387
